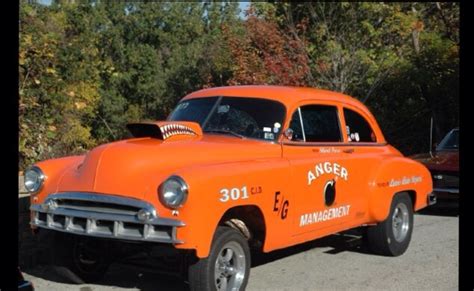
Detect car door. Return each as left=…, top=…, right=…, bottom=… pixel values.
left=282, top=102, right=353, bottom=238
left=282, top=102, right=382, bottom=241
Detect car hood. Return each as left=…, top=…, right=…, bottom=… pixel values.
left=410, top=150, right=459, bottom=172
left=55, top=135, right=281, bottom=200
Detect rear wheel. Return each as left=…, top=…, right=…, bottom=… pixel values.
left=366, top=192, right=414, bottom=256
left=188, top=226, right=250, bottom=291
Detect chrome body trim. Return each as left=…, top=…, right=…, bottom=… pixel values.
left=30, top=192, right=185, bottom=244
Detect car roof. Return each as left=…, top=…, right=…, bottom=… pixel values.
left=182, top=85, right=386, bottom=143
left=183, top=85, right=366, bottom=109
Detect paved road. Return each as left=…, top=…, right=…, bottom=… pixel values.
left=23, top=203, right=458, bottom=291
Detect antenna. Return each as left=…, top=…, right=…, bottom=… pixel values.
left=429, top=117, right=434, bottom=158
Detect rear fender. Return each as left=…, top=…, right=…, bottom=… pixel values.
left=367, top=157, right=432, bottom=222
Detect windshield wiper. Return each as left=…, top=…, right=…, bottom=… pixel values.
left=204, top=129, right=245, bottom=139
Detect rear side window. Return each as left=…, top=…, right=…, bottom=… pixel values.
left=289, top=105, right=341, bottom=142
left=343, top=108, right=376, bottom=142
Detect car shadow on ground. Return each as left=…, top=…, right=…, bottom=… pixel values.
left=252, top=228, right=372, bottom=267
left=416, top=199, right=459, bottom=217
left=24, top=229, right=373, bottom=291
left=24, top=262, right=190, bottom=291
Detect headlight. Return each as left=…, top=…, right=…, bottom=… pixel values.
left=158, top=175, right=188, bottom=209
left=24, top=166, right=45, bottom=194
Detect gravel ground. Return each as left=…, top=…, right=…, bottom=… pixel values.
left=23, top=202, right=458, bottom=291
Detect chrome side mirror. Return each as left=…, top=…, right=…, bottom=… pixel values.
left=283, top=128, right=294, bottom=140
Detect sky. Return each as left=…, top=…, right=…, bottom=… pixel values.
left=238, top=1, right=250, bottom=17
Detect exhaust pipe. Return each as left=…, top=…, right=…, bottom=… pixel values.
left=429, top=117, right=434, bottom=158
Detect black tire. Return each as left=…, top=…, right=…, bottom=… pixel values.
left=51, top=233, right=111, bottom=284
left=188, top=226, right=251, bottom=291
left=366, top=192, right=414, bottom=256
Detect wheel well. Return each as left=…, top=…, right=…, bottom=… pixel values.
left=218, top=205, right=266, bottom=251
left=396, top=190, right=416, bottom=209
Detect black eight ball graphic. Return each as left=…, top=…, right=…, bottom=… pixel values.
left=324, top=179, right=336, bottom=206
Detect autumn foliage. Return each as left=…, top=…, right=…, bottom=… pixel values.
left=224, top=9, right=310, bottom=86
left=19, top=2, right=458, bottom=169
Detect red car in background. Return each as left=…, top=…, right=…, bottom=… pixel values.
left=411, top=128, right=459, bottom=200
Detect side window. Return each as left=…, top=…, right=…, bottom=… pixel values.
left=301, top=105, right=341, bottom=142
left=343, top=108, right=376, bottom=142
left=288, top=105, right=341, bottom=142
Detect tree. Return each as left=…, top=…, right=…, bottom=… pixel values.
left=255, top=2, right=458, bottom=154
left=19, top=1, right=458, bottom=165
left=91, top=2, right=240, bottom=142
left=366, top=2, right=459, bottom=154
left=19, top=1, right=102, bottom=169
left=222, top=4, right=310, bottom=86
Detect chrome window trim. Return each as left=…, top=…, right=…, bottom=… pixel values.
left=297, top=107, right=306, bottom=142
left=281, top=141, right=388, bottom=147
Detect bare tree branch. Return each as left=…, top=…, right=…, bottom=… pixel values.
left=98, top=114, right=117, bottom=140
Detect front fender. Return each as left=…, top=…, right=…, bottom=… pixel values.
left=171, top=158, right=291, bottom=258
left=30, top=155, right=85, bottom=203
left=367, top=157, right=432, bottom=222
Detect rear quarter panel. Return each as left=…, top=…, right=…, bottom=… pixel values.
left=367, top=156, right=433, bottom=222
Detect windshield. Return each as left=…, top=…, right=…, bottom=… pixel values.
left=168, top=96, right=286, bottom=141
left=436, top=129, right=459, bottom=151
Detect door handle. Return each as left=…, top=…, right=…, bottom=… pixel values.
left=343, top=148, right=354, bottom=154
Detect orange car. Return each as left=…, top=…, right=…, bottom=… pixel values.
left=26, top=86, right=435, bottom=290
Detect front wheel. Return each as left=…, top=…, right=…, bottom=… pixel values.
left=188, top=226, right=250, bottom=291
left=366, top=192, right=414, bottom=256
left=51, top=233, right=111, bottom=284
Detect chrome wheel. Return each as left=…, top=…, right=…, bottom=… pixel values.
left=214, top=241, right=246, bottom=291
left=392, top=202, right=410, bottom=242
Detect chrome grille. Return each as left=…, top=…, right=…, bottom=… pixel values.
left=30, top=192, right=184, bottom=244
left=55, top=199, right=140, bottom=215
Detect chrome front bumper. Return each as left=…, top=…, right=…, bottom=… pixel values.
left=30, top=192, right=185, bottom=244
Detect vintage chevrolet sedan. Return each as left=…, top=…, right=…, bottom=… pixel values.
left=26, top=86, right=435, bottom=290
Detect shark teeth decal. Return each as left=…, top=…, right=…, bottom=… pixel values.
left=159, top=123, right=197, bottom=140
